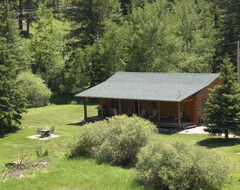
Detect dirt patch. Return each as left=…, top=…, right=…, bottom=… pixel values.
left=3, top=160, right=51, bottom=180
left=26, top=134, right=60, bottom=140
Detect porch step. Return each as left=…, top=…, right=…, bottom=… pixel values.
left=182, top=124, right=197, bottom=129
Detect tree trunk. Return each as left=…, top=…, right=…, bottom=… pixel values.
left=26, top=15, right=30, bottom=34
left=18, top=0, right=23, bottom=31
left=224, top=130, right=229, bottom=139
left=26, top=0, right=30, bottom=34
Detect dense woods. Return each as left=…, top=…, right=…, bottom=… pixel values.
left=1, top=0, right=240, bottom=134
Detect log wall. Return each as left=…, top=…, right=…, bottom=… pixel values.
left=193, top=78, right=221, bottom=125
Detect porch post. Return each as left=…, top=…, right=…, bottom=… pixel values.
left=177, top=102, right=181, bottom=128
left=84, top=97, right=87, bottom=120
left=157, top=101, right=161, bottom=126
left=100, top=98, right=104, bottom=118
left=119, top=99, right=122, bottom=114
left=138, top=100, right=141, bottom=116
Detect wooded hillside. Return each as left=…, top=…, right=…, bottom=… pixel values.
left=1, top=0, right=240, bottom=133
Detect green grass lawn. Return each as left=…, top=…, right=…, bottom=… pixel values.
left=0, top=104, right=240, bottom=189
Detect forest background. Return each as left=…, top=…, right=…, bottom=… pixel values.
left=1, top=0, right=240, bottom=134
left=6, top=0, right=240, bottom=93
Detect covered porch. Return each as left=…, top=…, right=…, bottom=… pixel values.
left=83, top=97, right=196, bottom=129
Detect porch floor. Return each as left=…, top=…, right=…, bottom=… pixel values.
left=85, top=116, right=103, bottom=122
left=159, top=121, right=196, bottom=129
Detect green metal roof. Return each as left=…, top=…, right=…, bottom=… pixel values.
left=75, top=72, right=220, bottom=102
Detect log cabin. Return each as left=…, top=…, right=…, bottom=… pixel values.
left=75, top=72, right=220, bottom=128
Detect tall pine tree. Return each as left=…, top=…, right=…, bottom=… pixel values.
left=31, top=3, right=64, bottom=90
left=0, top=1, right=27, bottom=135
left=65, top=0, right=121, bottom=50
left=206, top=58, right=240, bottom=139
left=63, top=0, right=122, bottom=91
left=210, top=0, right=240, bottom=72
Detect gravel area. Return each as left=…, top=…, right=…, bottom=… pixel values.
left=26, top=134, right=60, bottom=140
left=178, top=126, right=208, bottom=134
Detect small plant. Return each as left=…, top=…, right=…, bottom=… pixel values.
left=50, top=127, right=55, bottom=134
left=135, top=141, right=231, bottom=190
left=68, top=115, right=157, bottom=167
left=35, top=144, right=49, bottom=158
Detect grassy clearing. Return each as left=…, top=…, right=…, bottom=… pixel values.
left=0, top=104, right=240, bottom=189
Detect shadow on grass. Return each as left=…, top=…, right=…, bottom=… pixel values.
left=0, top=126, right=19, bottom=138
left=157, top=128, right=181, bottom=135
left=67, top=120, right=86, bottom=126
left=197, top=138, right=240, bottom=149
left=20, top=31, right=33, bottom=39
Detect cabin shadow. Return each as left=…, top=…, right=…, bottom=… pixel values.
left=68, top=120, right=86, bottom=126
left=197, top=138, right=240, bottom=148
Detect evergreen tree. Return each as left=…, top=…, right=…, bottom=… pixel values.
left=31, top=3, right=64, bottom=90
left=206, top=58, right=240, bottom=139
left=65, top=0, right=121, bottom=50
left=210, top=0, right=240, bottom=72
left=125, top=0, right=179, bottom=72
left=63, top=0, right=122, bottom=91
left=88, top=22, right=128, bottom=86
left=172, top=0, right=216, bottom=73
left=61, top=47, right=91, bottom=93
left=0, top=1, right=27, bottom=135
left=62, top=22, right=128, bottom=92
left=120, top=0, right=153, bottom=15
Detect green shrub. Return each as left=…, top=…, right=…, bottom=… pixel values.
left=135, top=141, right=231, bottom=190
left=68, top=115, right=156, bottom=167
left=16, top=72, right=52, bottom=107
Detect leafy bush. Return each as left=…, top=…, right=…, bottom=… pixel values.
left=16, top=72, right=52, bottom=107
left=68, top=115, right=156, bottom=167
left=135, top=141, right=231, bottom=190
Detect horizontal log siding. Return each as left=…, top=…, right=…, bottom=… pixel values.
left=140, top=101, right=152, bottom=117
left=121, top=100, right=135, bottom=114
left=194, top=78, right=221, bottom=125
left=183, top=98, right=194, bottom=122
left=101, top=98, right=112, bottom=107
left=160, top=102, right=178, bottom=119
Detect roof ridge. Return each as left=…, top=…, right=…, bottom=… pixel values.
left=116, top=71, right=220, bottom=75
